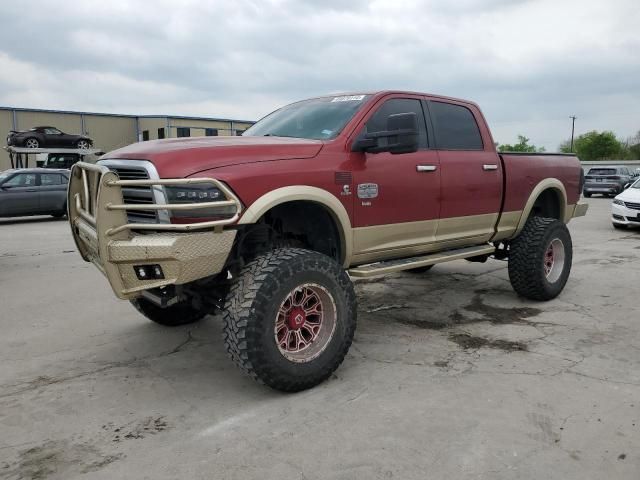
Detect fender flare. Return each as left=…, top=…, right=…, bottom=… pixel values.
left=238, top=186, right=353, bottom=267
left=514, top=178, right=568, bottom=236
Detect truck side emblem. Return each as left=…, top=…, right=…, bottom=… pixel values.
left=341, top=185, right=351, bottom=196
left=357, top=183, right=378, bottom=199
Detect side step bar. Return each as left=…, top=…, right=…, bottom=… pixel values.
left=348, top=244, right=495, bottom=278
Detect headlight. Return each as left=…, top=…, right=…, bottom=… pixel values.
left=612, top=199, right=625, bottom=206
left=164, top=184, right=236, bottom=219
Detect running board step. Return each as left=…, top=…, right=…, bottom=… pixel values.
left=348, top=244, right=495, bottom=278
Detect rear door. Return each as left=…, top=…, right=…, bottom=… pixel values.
left=0, top=172, right=39, bottom=216
left=39, top=172, right=68, bottom=212
left=428, top=100, right=503, bottom=244
left=350, top=95, right=441, bottom=261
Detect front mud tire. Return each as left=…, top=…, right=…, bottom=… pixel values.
left=508, top=217, right=573, bottom=301
left=222, top=248, right=357, bottom=392
left=130, top=297, right=206, bottom=326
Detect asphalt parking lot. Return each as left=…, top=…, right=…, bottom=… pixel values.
left=0, top=196, right=638, bottom=480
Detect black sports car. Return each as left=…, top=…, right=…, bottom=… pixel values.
left=6, top=126, right=93, bottom=150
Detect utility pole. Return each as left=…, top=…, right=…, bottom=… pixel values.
left=569, top=116, right=577, bottom=152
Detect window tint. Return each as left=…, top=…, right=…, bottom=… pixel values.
left=587, top=168, right=616, bottom=175
left=41, top=174, right=63, bottom=186
left=44, top=128, right=61, bottom=134
left=4, top=173, right=37, bottom=187
left=365, top=98, right=428, bottom=148
left=430, top=101, right=483, bottom=150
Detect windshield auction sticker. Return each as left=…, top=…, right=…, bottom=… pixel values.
left=331, top=95, right=365, bottom=102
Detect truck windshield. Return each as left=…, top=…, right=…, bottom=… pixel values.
left=243, top=95, right=370, bottom=140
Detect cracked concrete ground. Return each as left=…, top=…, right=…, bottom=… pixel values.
left=0, top=197, right=638, bottom=479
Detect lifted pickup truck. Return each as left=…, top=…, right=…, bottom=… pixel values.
left=68, top=91, right=588, bottom=391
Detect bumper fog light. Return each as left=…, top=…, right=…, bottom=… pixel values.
left=134, top=264, right=165, bottom=280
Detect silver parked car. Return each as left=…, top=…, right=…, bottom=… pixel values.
left=583, top=166, right=636, bottom=197
left=0, top=168, right=69, bottom=218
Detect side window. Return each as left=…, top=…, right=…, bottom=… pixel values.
left=41, top=174, right=63, bottom=186
left=430, top=101, right=483, bottom=150
left=3, top=173, right=37, bottom=187
left=365, top=98, right=428, bottom=148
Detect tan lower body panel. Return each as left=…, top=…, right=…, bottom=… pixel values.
left=351, top=213, right=503, bottom=266
left=491, top=210, right=523, bottom=241
left=565, top=202, right=588, bottom=221
left=435, top=213, right=499, bottom=243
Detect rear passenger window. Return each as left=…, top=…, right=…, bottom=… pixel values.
left=430, top=101, right=483, bottom=150
left=41, top=174, right=63, bottom=186
left=366, top=98, right=428, bottom=148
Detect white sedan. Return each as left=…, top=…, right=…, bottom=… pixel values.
left=611, top=178, right=640, bottom=229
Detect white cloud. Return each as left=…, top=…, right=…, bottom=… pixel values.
left=0, top=0, right=638, bottom=149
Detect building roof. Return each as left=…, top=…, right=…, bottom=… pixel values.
left=0, top=105, right=254, bottom=124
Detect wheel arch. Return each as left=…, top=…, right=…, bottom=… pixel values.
left=514, top=179, right=568, bottom=236
left=238, top=186, right=353, bottom=267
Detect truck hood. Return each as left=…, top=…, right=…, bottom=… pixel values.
left=102, top=136, right=324, bottom=178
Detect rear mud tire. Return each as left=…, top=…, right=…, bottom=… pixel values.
left=222, top=248, right=357, bottom=392
left=130, top=297, right=206, bottom=326
left=508, top=217, right=573, bottom=301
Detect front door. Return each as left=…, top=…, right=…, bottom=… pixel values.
left=44, top=127, right=66, bottom=147
left=350, top=96, right=441, bottom=262
left=0, top=172, right=39, bottom=216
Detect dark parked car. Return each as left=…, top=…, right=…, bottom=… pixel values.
left=583, top=166, right=635, bottom=197
left=0, top=168, right=69, bottom=218
left=6, top=126, right=93, bottom=150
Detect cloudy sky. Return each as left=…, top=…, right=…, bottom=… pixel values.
left=0, top=0, right=638, bottom=149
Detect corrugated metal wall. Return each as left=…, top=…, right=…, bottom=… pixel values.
left=1, top=108, right=254, bottom=171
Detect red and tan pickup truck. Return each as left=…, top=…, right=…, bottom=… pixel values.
left=68, top=91, right=588, bottom=391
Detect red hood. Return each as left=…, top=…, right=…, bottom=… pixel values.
left=102, top=136, right=324, bottom=178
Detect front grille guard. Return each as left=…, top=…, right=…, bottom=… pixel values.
left=70, top=161, right=243, bottom=237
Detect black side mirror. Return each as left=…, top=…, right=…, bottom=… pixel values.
left=352, top=112, right=419, bottom=155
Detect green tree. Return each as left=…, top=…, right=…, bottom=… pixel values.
left=627, top=130, right=640, bottom=159
left=498, top=135, right=545, bottom=153
left=558, top=130, right=623, bottom=160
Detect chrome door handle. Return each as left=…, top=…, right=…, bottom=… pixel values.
left=483, top=164, right=498, bottom=171
left=416, top=165, right=437, bottom=172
